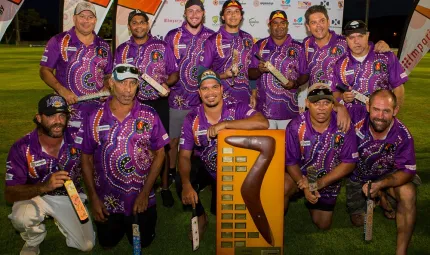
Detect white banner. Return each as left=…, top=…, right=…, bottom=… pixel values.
left=398, top=0, right=430, bottom=75
left=63, top=0, right=114, bottom=33
left=151, top=0, right=344, bottom=41
left=0, top=0, right=25, bottom=42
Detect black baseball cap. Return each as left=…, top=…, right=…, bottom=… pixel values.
left=38, top=94, right=70, bottom=116
left=197, top=69, right=221, bottom=87
left=185, top=0, right=205, bottom=10
left=269, top=10, right=288, bottom=23
left=343, top=20, right=368, bottom=36
left=128, top=9, right=149, bottom=23
left=307, top=83, right=334, bottom=103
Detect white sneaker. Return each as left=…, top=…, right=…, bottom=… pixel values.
left=20, top=243, right=40, bottom=255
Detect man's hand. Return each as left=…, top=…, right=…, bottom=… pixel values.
left=250, top=94, right=257, bottom=109
left=58, top=87, right=78, bottom=105
left=258, top=61, right=270, bottom=73
left=304, top=188, right=320, bottom=204
left=297, top=175, right=309, bottom=190
left=207, top=121, right=227, bottom=139
left=221, top=68, right=234, bottom=79
left=281, top=80, right=296, bottom=90
left=133, top=190, right=149, bottom=214
left=362, top=181, right=382, bottom=199
left=42, top=171, right=70, bottom=193
left=159, top=83, right=171, bottom=97
left=342, top=91, right=355, bottom=103
left=181, top=183, right=198, bottom=208
left=374, top=40, right=391, bottom=53
left=335, top=104, right=351, bottom=133
left=90, top=195, right=109, bottom=222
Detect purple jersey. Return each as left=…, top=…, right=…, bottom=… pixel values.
left=333, top=43, right=408, bottom=105
left=303, top=30, right=348, bottom=86
left=6, top=128, right=83, bottom=196
left=40, top=27, right=113, bottom=96
left=114, top=35, right=179, bottom=101
left=250, top=35, right=307, bottom=120
left=286, top=111, right=358, bottom=199
left=164, top=23, right=214, bottom=110
left=76, top=97, right=170, bottom=215
left=349, top=105, right=416, bottom=183
left=199, top=26, right=254, bottom=104
left=179, top=101, right=257, bottom=179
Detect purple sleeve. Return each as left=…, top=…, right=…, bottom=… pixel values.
left=79, top=113, right=98, bottom=154
left=388, top=53, right=408, bottom=89
left=150, top=113, right=170, bottom=151
left=179, top=113, right=195, bottom=151
left=235, top=103, right=257, bottom=119
left=199, top=37, right=215, bottom=68
left=113, top=45, right=123, bottom=66
left=285, top=121, right=301, bottom=166
left=104, top=44, right=113, bottom=75
left=347, top=104, right=367, bottom=125
left=5, top=143, right=28, bottom=186
left=339, top=127, right=359, bottom=163
left=164, top=45, right=179, bottom=75
left=40, top=36, right=60, bottom=68
left=298, top=45, right=307, bottom=76
left=249, top=43, right=259, bottom=68
left=331, top=60, right=342, bottom=92
left=394, top=134, right=416, bottom=175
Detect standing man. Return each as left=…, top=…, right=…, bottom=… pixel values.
left=346, top=90, right=419, bottom=254
left=114, top=9, right=179, bottom=207
left=249, top=10, right=308, bottom=130
left=332, top=21, right=407, bottom=108
left=284, top=84, right=358, bottom=230
left=164, top=0, right=214, bottom=195
left=178, top=69, right=269, bottom=238
left=40, top=2, right=113, bottom=111
left=6, top=94, right=95, bottom=255
left=198, top=0, right=254, bottom=104
left=78, top=64, right=169, bottom=249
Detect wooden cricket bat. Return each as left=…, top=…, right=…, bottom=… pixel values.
left=364, top=181, right=374, bottom=241
left=336, top=84, right=369, bottom=104
left=141, top=73, right=169, bottom=95
left=64, top=180, right=89, bottom=223
left=76, top=90, right=110, bottom=102
left=133, top=215, right=141, bottom=255
left=255, top=53, right=290, bottom=85
left=231, top=49, right=239, bottom=76
left=307, top=166, right=318, bottom=194
left=191, top=208, right=199, bottom=251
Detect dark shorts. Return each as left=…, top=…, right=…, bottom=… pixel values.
left=291, top=191, right=337, bottom=212
left=142, top=97, right=169, bottom=134
left=95, top=206, right=157, bottom=248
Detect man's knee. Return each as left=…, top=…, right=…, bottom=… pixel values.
left=9, top=200, right=44, bottom=231
left=396, top=183, right=416, bottom=209
left=76, top=239, right=95, bottom=252
left=312, top=219, right=332, bottom=230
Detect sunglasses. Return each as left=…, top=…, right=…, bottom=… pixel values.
left=113, top=66, right=139, bottom=75
left=308, top=88, right=332, bottom=97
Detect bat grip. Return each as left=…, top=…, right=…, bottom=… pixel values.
left=367, top=181, right=372, bottom=200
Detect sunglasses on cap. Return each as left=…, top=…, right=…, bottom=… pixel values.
left=113, top=66, right=139, bottom=75
left=308, top=88, right=332, bottom=97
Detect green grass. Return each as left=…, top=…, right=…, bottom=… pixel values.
left=0, top=47, right=429, bottom=254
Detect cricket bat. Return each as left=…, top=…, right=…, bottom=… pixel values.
left=141, top=73, right=169, bottom=95
left=64, top=179, right=89, bottom=223
left=254, top=53, right=290, bottom=85
left=336, top=84, right=369, bottom=104
left=133, top=215, right=141, bottom=255
left=307, top=166, right=318, bottom=194
left=77, top=90, right=110, bottom=102
left=191, top=207, right=199, bottom=251
left=364, top=181, right=374, bottom=241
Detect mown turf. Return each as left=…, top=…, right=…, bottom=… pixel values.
left=0, top=47, right=429, bottom=254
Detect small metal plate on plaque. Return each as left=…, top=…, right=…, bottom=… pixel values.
left=234, top=232, right=246, bottom=238
left=235, top=247, right=281, bottom=255
left=235, top=166, right=247, bottom=172
left=221, top=241, right=233, bottom=248
left=221, top=232, right=233, bottom=238
left=222, top=175, right=233, bottom=182
left=248, top=232, right=259, bottom=238
left=222, top=148, right=233, bottom=154
left=235, top=213, right=246, bottom=220
left=222, top=184, right=233, bottom=191
left=235, top=223, right=246, bottom=229
left=222, top=194, right=233, bottom=201
left=221, top=204, right=233, bottom=210
left=222, top=156, right=233, bottom=163
left=235, top=156, right=247, bottom=163
left=221, top=223, right=233, bottom=229
left=235, top=241, right=246, bottom=247
left=222, top=166, right=233, bottom=172
left=221, top=213, right=233, bottom=220
left=235, top=204, right=246, bottom=210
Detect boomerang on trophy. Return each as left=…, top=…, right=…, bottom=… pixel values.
left=364, top=181, right=374, bottom=242
left=141, top=73, right=169, bottom=95
left=336, top=84, right=369, bottom=104
left=77, top=90, right=110, bottom=102
left=225, top=136, right=276, bottom=246
left=255, top=53, right=290, bottom=85
left=306, top=166, right=318, bottom=195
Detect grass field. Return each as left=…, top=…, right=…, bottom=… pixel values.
left=0, top=47, right=429, bottom=255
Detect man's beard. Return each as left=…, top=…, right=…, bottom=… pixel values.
left=370, top=118, right=391, bottom=133
left=40, top=123, right=66, bottom=138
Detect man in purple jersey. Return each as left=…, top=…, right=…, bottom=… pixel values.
left=346, top=90, right=419, bottom=254
left=5, top=94, right=94, bottom=255
left=284, top=83, right=358, bottom=230
left=164, top=0, right=215, bottom=205
left=249, top=10, right=308, bottom=130
left=77, top=64, right=169, bottom=249
left=114, top=9, right=179, bottom=207
left=198, top=0, right=254, bottom=104
left=178, top=69, right=269, bottom=239
left=40, top=2, right=113, bottom=105
left=333, top=21, right=408, bottom=108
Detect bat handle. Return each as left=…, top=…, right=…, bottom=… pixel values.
left=367, top=181, right=372, bottom=199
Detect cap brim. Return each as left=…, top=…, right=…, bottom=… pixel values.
left=113, top=72, right=139, bottom=81
left=198, top=76, right=221, bottom=87
left=269, top=17, right=288, bottom=23
left=308, top=95, right=335, bottom=103
left=42, top=108, right=70, bottom=116
left=344, top=28, right=367, bottom=36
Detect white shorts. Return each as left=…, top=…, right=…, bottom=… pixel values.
left=268, top=119, right=292, bottom=130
